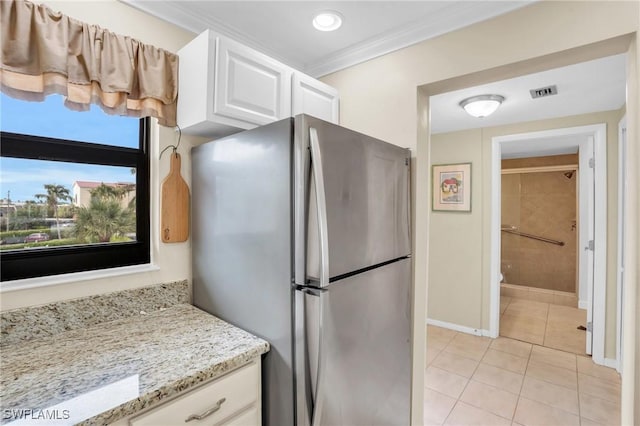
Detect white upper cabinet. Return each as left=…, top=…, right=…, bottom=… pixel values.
left=215, top=37, right=291, bottom=127
left=178, top=30, right=339, bottom=137
left=177, top=30, right=291, bottom=137
left=292, top=72, right=339, bottom=124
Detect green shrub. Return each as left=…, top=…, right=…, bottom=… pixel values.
left=0, top=238, right=79, bottom=251
left=0, top=228, right=51, bottom=239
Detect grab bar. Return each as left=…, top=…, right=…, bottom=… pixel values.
left=501, top=228, right=565, bottom=246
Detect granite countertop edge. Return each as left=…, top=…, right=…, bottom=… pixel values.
left=1, top=303, right=269, bottom=426
left=82, top=341, right=269, bottom=425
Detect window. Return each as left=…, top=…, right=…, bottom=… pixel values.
left=0, top=93, right=150, bottom=281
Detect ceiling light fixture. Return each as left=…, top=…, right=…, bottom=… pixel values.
left=312, top=11, right=343, bottom=32
left=459, top=94, right=505, bottom=118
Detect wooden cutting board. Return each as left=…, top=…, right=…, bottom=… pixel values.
left=161, top=152, right=190, bottom=243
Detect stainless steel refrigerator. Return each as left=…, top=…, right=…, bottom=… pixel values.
left=192, top=114, right=411, bottom=426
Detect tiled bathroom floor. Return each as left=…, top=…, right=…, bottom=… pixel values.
left=500, top=297, right=587, bottom=354
left=425, top=325, right=621, bottom=426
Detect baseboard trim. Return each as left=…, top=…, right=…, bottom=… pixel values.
left=427, top=318, right=490, bottom=337
left=603, top=357, right=619, bottom=371
left=578, top=300, right=589, bottom=310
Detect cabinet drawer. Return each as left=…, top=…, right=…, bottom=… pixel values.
left=219, top=406, right=259, bottom=426
left=129, top=361, right=259, bottom=426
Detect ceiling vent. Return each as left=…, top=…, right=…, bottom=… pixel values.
left=529, top=85, right=558, bottom=99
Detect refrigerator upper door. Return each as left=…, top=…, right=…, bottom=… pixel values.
left=301, top=116, right=411, bottom=284
left=295, top=258, right=412, bottom=426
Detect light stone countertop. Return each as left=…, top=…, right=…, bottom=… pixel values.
left=0, top=303, right=269, bottom=425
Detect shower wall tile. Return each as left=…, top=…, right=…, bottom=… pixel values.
left=501, top=163, right=577, bottom=294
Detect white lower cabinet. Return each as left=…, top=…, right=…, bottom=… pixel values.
left=119, top=360, right=260, bottom=426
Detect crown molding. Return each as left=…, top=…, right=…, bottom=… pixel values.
left=120, top=0, right=534, bottom=78
left=119, top=0, right=305, bottom=70
left=305, top=1, right=534, bottom=77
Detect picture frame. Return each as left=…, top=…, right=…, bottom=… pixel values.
left=432, top=163, right=472, bottom=212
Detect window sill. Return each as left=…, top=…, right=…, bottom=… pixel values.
left=0, top=264, right=161, bottom=293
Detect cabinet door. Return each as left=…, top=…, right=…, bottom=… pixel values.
left=292, top=73, right=339, bottom=123
left=215, top=37, right=292, bottom=126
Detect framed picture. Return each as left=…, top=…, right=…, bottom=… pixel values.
left=432, top=163, right=472, bottom=212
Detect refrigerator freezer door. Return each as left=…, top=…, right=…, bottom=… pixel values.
left=302, top=117, right=411, bottom=283
left=295, top=258, right=412, bottom=426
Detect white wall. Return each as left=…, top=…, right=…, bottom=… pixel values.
left=0, top=1, right=203, bottom=311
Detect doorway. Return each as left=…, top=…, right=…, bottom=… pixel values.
left=490, top=124, right=607, bottom=363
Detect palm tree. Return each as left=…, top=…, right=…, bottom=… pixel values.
left=35, top=184, right=71, bottom=239
left=91, top=183, right=136, bottom=208
left=75, top=197, right=135, bottom=243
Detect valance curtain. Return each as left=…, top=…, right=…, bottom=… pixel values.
left=0, top=0, right=178, bottom=127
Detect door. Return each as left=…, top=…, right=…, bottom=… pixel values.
left=616, top=116, right=627, bottom=371
left=296, top=116, right=411, bottom=285
left=295, top=259, right=412, bottom=426
left=581, top=136, right=595, bottom=355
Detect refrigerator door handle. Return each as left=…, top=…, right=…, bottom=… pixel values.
left=296, top=287, right=327, bottom=426
left=309, top=127, right=330, bottom=289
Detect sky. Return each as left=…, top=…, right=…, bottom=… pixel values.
left=0, top=93, right=139, bottom=202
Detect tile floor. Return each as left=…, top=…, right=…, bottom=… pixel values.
left=500, top=296, right=587, bottom=354
left=425, top=325, right=621, bottom=426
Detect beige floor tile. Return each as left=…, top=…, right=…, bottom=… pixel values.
left=499, top=314, right=546, bottom=345
left=460, top=380, right=518, bottom=420
left=429, top=333, right=455, bottom=351
left=482, top=348, right=528, bottom=374
left=513, top=397, right=580, bottom=426
left=443, top=334, right=490, bottom=362
left=472, top=363, right=524, bottom=394
left=579, top=393, right=621, bottom=425
left=500, top=296, right=512, bottom=314
left=543, top=327, right=586, bottom=355
left=425, top=366, right=469, bottom=399
left=520, top=376, right=579, bottom=414
left=578, top=373, right=621, bottom=403
left=579, top=418, right=605, bottom=426
left=426, top=347, right=442, bottom=366
left=428, top=325, right=458, bottom=340
left=424, top=388, right=457, bottom=426
left=546, top=304, right=586, bottom=323
left=490, top=337, right=532, bottom=359
left=530, top=345, right=577, bottom=371
left=504, top=299, right=549, bottom=321
left=525, top=360, right=578, bottom=390
left=449, top=332, right=492, bottom=347
left=432, top=350, right=480, bottom=378
left=576, top=356, right=621, bottom=383
left=444, top=402, right=511, bottom=426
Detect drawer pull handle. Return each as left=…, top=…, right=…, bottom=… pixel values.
left=184, top=398, right=226, bottom=422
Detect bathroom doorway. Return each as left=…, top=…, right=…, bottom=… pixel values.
left=490, top=124, right=608, bottom=364
left=499, top=154, right=584, bottom=354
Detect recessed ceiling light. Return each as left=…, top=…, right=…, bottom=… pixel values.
left=459, top=94, right=505, bottom=118
left=313, top=11, right=343, bottom=32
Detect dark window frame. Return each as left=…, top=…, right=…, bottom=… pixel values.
left=0, top=118, right=150, bottom=281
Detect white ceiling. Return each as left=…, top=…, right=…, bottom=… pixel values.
left=121, top=0, right=534, bottom=77
left=430, top=54, right=627, bottom=134
left=123, top=1, right=627, bottom=140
